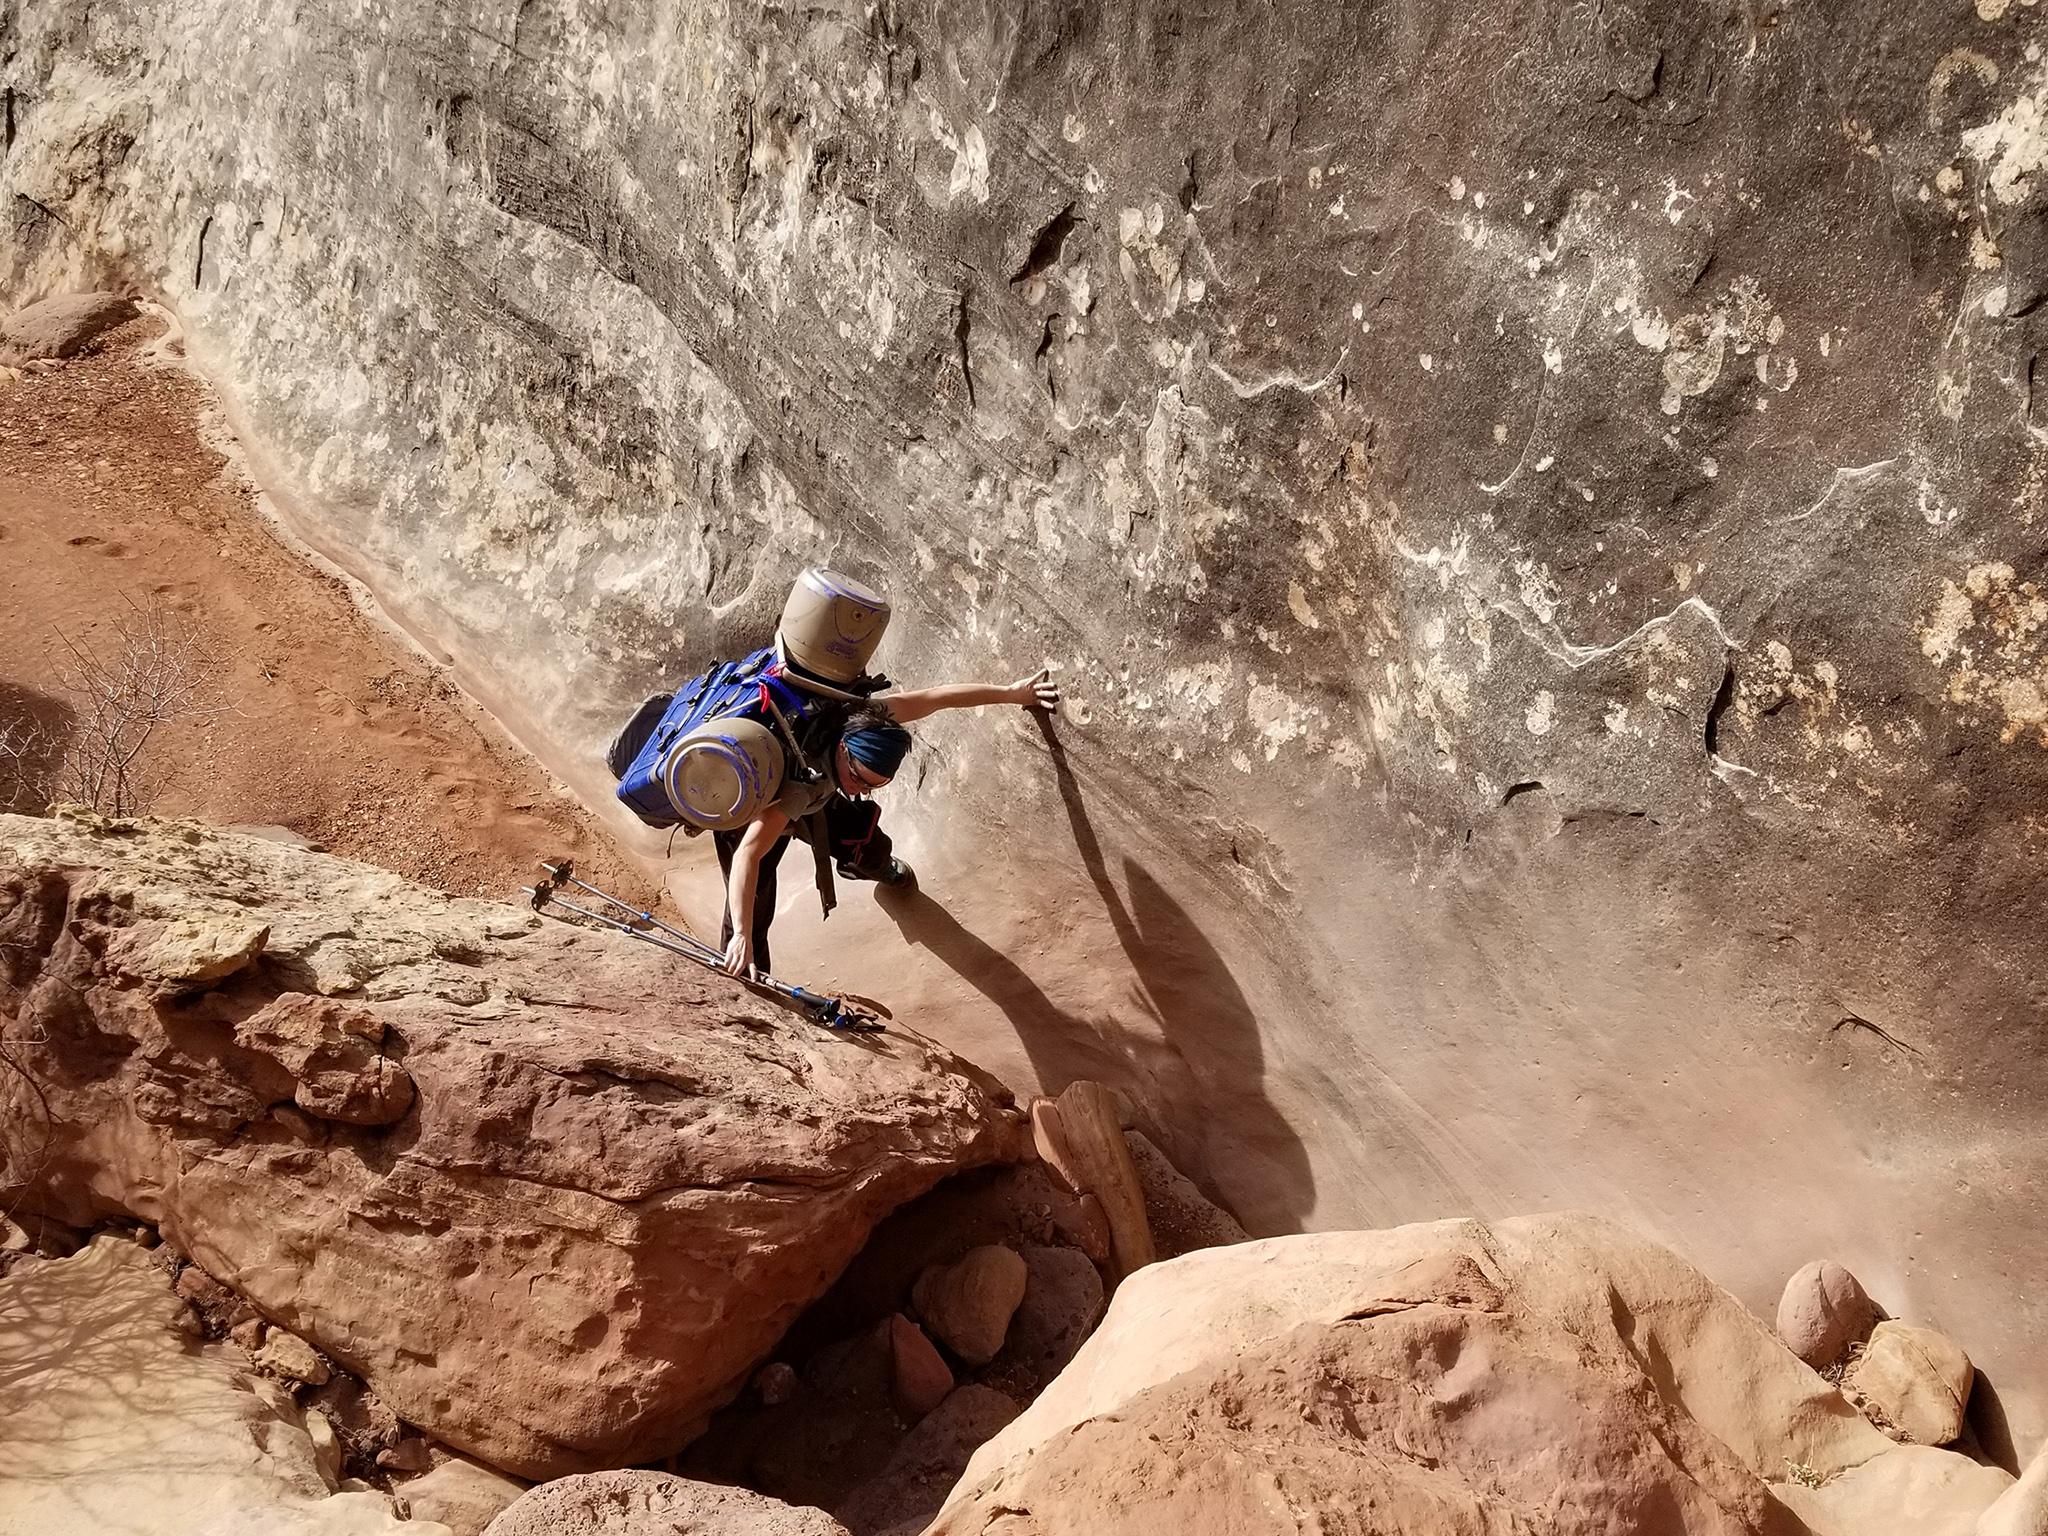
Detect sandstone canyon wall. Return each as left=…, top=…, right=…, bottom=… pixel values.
left=4, top=0, right=2044, bottom=1440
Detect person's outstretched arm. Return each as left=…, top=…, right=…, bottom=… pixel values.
left=883, top=668, right=1060, bottom=725
left=722, top=808, right=790, bottom=976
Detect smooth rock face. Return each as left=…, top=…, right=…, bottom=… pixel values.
left=0, top=812, right=1019, bottom=1477
left=1975, top=1437, right=2048, bottom=1536
left=1777, top=1259, right=1882, bottom=1368
left=1847, top=1321, right=1976, bottom=1446
left=932, top=1215, right=2016, bottom=1536
left=482, top=1471, right=849, bottom=1536
left=911, top=1245, right=1028, bottom=1365
left=5, top=0, right=2048, bottom=1439
left=0, top=1237, right=439, bottom=1536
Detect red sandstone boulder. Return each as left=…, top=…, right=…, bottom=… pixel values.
left=886, top=1314, right=954, bottom=1419
left=0, top=812, right=1021, bottom=1477
left=0, top=291, right=137, bottom=363
left=911, top=1244, right=1027, bottom=1365
left=930, top=1215, right=2016, bottom=1536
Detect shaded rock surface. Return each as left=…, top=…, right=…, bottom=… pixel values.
left=0, top=811, right=1020, bottom=1477
left=831, top=1385, right=1020, bottom=1536
left=3, top=0, right=2046, bottom=1441
left=687, top=1319, right=909, bottom=1512
left=779, top=1162, right=1113, bottom=1362
left=482, top=1471, right=847, bottom=1536
left=0, top=1236, right=439, bottom=1535
left=933, top=1214, right=2016, bottom=1536
left=886, top=1314, right=954, bottom=1419
left=980, top=1244, right=1105, bottom=1402
left=1124, top=1127, right=1249, bottom=1260
left=1977, top=1439, right=2048, bottom=1536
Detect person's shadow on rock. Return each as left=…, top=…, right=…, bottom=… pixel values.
left=875, top=713, right=1315, bottom=1233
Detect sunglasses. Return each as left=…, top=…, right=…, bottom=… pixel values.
left=840, top=746, right=891, bottom=792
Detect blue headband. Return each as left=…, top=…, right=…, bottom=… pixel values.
left=844, top=723, right=910, bottom=778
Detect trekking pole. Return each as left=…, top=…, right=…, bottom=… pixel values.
left=537, top=860, right=727, bottom=964
left=525, top=861, right=882, bottom=1033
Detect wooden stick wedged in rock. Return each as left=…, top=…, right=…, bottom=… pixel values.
left=1031, top=1082, right=1155, bottom=1278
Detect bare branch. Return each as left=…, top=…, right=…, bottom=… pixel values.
left=45, top=596, right=236, bottom=817
left=0, top=714, right=57, bottom=815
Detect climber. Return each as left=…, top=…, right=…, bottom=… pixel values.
left=607, top=565, right=1059, bottom=979
left=715, top=672, right=1060, bottom=978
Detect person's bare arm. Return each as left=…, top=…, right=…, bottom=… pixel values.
left=884, top=668, right=1060, bottom=725
left=722, top=808, right=790, bottom=976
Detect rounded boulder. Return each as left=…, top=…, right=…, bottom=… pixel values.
left=1775, top=1259, right=1881, bottom=1368
left=912, top=1245, right=1029, bottom=1366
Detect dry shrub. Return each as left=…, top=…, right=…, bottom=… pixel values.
left=0, top=597, right=233, bottom=819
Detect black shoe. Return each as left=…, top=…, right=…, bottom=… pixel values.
left=879, top=858, right=916, bottom=889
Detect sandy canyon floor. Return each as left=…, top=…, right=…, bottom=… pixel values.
left=0, top=315, right=647, bottom=904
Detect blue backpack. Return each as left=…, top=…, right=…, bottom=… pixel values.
left=609, top=647, right=847, bottom=829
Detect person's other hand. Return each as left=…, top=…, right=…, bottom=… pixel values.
left=1010, top=667, right=1060, bottom=711
left=722, top=931, right=754, bottom=977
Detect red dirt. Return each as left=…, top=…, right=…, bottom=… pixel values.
left=0, top=316, right=650, bottom=904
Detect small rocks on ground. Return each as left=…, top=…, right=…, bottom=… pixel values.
left=177, top=1264, right=231, bottom=1308
left=377, top=1435, right=433, bottom=1473
left=309, top=1372, right=403, bottom=1460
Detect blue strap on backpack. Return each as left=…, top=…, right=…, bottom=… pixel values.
left=614, top=647, right=820, bottom=828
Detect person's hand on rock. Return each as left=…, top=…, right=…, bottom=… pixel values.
left=1009, top=668, right=1060, bottom=711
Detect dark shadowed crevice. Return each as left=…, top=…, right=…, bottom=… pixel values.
left=1010, top=203, right=1077, bottom=285
left=1702, top=662, right=1736, bottom=758
left=954, top=288, right=976, bottom=410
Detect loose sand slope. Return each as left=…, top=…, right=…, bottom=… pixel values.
left=0, top=320, right=642, bottom=902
